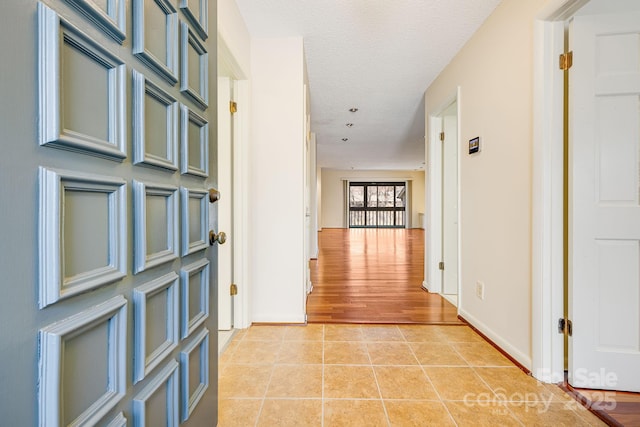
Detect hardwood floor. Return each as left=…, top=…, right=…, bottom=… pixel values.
left=307, top=228, right=463, bottom=324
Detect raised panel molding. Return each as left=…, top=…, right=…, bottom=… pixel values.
left=133, top=180, right=179, bottom=274
left=38, top=3, right=126, bottom=161
left=132, top=69, right=179, bottom=171
left=105, top=412, right=127, bottom=427
left=39, top=167, right=126, bottom=308
left=180, top=187, right=209, bottom=256
left=63, top=0, right=126, bottom=43
left=180, top=328, right=209, bottom=422
left=133, top=0, right=179, bottom=85
left=180, top=104, right=209, bottom=177
left=180, top=21, right=209, bottom=109
left=179, top=0, right=208, bottom=40
left=132, top=359, right=180, bottom=427
left=133, top=272, right=179, bottom=384
left=38, top=295, right=127, bottom=427
left=180, top=258, right=210, bottom=339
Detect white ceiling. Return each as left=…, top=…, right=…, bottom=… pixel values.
left=234, top=0, right=502, bottom=171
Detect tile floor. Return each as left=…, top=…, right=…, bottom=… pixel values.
left=218, top=324, right=607, bottom=426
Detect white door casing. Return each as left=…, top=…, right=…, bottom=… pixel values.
left=442, top=102, right=459, bottom=297
left=569, top=11, right=640, bottom=392
left=217, top=76, right=233, bottom=330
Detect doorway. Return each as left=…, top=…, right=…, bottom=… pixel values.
left=216, top=37, right=251, bottom=349
left=425, top=92, right=460, bottom=307
left=533, top=0, right=640, bottom=394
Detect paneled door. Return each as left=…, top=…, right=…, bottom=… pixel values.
left=569, top=10, right=640, bottom=392
left=0, top=0, right=219, bottom=425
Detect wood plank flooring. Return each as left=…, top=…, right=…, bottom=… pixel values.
left=307, top=228, right=463, bottom=324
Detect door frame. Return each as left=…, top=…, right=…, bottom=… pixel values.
left=424, top=88, right=461, bottom=301
left=531, top=0, right=590, bottom=383
left=218, top=35, right=252, bottom=329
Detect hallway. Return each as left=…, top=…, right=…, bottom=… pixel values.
left=218, top=324, right=605, bottom=426
left=307, top=229, right=462, bottom=324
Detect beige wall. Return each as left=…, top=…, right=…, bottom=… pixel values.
left=321, top=169, right=425, bottom=229
left=425, top=0, right=548, bottom=367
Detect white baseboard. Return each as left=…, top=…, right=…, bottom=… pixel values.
left=442, top=294, right=458, bottom=307
left=422, top=280, right=438, bottom=293
left=458, top=308, right=532, bottom=370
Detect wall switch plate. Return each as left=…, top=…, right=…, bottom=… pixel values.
left=476, top=281, right=485, bottom=300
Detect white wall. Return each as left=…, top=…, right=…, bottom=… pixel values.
left=320, top=169, right=425, bottom=228
left=217, top=0, right=251, bottom=77
left=425, top=0, right=548, bottom=368
left=250, top=37, right=307, bottom=323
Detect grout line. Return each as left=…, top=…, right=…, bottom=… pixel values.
left=409, top=342, right=459, bottom=427
left=366, top=339, right=392, bottom=426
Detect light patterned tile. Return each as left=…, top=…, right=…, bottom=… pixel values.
left=374, top=366, right=439, bottom=400
left=475, top=367, right=565, bottom=402
left=266, top=364, right=323, bottom=398
left=424, top=366, right=494, bottom=401
left=276, top=341, right=323, bottom=364
left=362, top=325, right=405, bottom=342
left=385, top=400, right=456, bottom=426
left=283, top=324, right=324, bottom=341
left=444, top=400, right=521, bottom=426
left=243, top=325, right=287, bottom=341
left=219, top=364, right=273, bottom=398
left=437, top=326, right=484, bottom=343
left=324, top=399, right=387, bottom=427
left=324, top=341, right=370, bottom=365
left=410, top=342, right=467, bottom=366
left=257, top=399, right=322, bottom=427
left=324, top=365, right=380, bottom=399
left=398, top=325, right=447, bottom=342
left=508, top=401, right=601, bottom=426
left=324, top=324, right=364, bottom=341
left=453, top=342, right=513, bottom=366
left=367, top=342, right=418, bottom=365
left=218, top=398, right=262, bottom=427
left=230, top=340, right=282, bottom=365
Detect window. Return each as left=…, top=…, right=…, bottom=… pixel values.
left=349, top=182, right=406, bottom=228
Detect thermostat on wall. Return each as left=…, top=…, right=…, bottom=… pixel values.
left=469, top=136, right=480, bottom=154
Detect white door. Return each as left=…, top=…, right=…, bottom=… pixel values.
left=0, top=0, right=219, bottom=424
left=442, top=102, right=459, bottom=297
left=569, top=10, right=640, bottom=392
left=217, top=76, right=233, bottom=330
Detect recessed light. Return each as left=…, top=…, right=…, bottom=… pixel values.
left=346, top=123, right=354, bottom=127
left=349, top=108, right=358, bottom=113
left=341, top=138, right=349, bottom=142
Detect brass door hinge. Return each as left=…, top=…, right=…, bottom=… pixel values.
left=230, top=101, right=238, bottom=114
left=438, top=261, right=444, bottom=270
left=558, top=318, right=573, bottom=336
left=440, top=132, right=445, bottom=142
left=230, top=283, right=238, bottom=296
left=559, top=51, right=573, bottom=71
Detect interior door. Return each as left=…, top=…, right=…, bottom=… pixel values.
left=0, top=0, right=219, bottom=424
left=441, top=102, right=459, bottom=298
left=569, top=10, right=640, bottom=392
left=217, top=76, right=233, bottom=330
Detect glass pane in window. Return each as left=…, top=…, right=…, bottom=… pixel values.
left=378, top=186, right=395, bottom=207
left=367, top=186, right=378, bottom=207
left=350, top=186, right=364, bottom=207
left=395, top=185, right=406, bottom=207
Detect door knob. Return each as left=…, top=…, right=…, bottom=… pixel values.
left=209, top=230, right=227, bottom=245
left=209, top=188, right=221, bottom=203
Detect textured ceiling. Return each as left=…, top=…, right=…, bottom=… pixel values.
left=234, top=0, right=501, bottom=170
